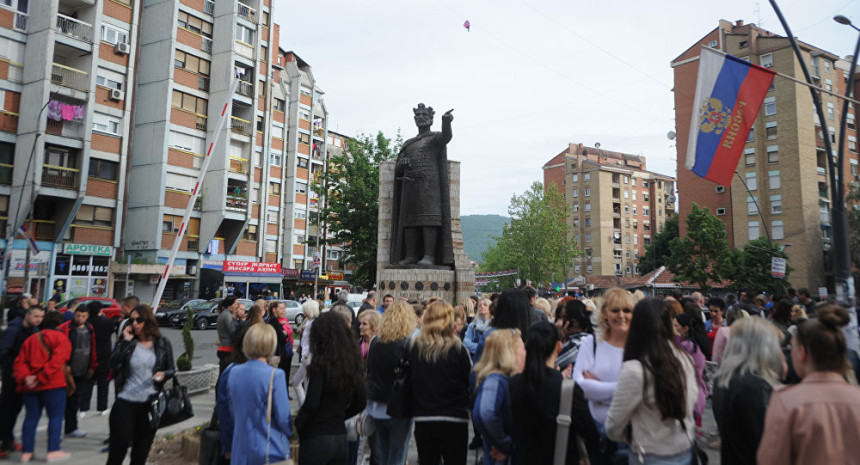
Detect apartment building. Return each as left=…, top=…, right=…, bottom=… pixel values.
left=671, top=20, right=859, bottom=291
left=543, top=143, right=676, bottom=278
left=0, top=0, right=138, bottom=301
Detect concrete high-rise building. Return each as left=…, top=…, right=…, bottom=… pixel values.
left=0, top=0, right=138, bottom=300
left=671, top=20, right=859, bottom=291
left=544, top=143, right=676, bottom=279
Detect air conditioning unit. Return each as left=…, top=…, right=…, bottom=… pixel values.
left=109, top=88, right=124, bottom=101
left=114, top=42, right=131, bottom=54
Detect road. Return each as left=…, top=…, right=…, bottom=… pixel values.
left=159, top=326, right=220, bottom=367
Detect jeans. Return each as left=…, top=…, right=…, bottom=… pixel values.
left=106, top=398, right=157, bottom=465
left=299, top=433, right=348, bottom=465
left=371, top=417, right=413, bottom=465
left=629, top=448, right=692, bottom=465
left=413, top=421, right=468, bottom=465
left=65, top=376, right=93, bottom=433
left=590, top=420, right=630, bottom=465
left=21, top=388, right=66, bottom=453
left=0, top=372, right=22, bottom=449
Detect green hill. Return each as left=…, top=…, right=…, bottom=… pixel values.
left=461, top=214, right=510, bottom=262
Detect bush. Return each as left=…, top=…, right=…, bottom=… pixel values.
left=176, top=306, right=194, bottom=372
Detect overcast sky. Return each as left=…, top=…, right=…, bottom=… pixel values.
left=275, top=0, right=858, bottom=216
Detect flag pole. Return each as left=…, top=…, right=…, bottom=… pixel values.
left=150, top=73, right=241, bottom=310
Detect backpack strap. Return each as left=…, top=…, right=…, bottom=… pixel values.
left=554, top=378, right=575, bottom=465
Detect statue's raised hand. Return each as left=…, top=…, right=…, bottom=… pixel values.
left=442, top=109, right=454, bottom=123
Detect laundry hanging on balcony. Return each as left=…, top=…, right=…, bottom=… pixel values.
left=46, top=100, right=85, bottom=122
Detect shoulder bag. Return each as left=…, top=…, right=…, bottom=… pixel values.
left=385, top=344, right=412, bottom=418
left=147, top=377, right=194, bottom=430
left=680, top=420, right=708, bottom=465
left=554, top=378, right=576, bottom=465
left=265, top=368, right=294, bottom=465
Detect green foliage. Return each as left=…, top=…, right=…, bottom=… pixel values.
left=480, top=182, right=581, bottom=288
left=665, top=203, right=731, bottom=292
left=311, top=131, right=400, bottom=288
left=461, top=215, right=510, bottom=262
left=725, top=237, right=792, bottom=294
left=639, top=215, right=679, bottom=275
left=848, top=183, right=860, bottom=285
left=176, top=306, right=194, bottom=372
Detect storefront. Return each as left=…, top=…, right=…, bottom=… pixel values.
left=51, top=244, right=112, bottom=299
left=201, top=260, right=283, bottom=300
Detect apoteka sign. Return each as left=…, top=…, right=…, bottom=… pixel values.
left=63, top=244, right=113, bottom=256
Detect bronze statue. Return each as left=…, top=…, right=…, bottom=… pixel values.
left=390, top=104, right=455, bottom=267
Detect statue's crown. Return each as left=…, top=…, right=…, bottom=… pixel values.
left=413, top=103, right=435, bottom=117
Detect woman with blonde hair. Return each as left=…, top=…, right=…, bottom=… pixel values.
left=359, top=310, right=381, bottom=361
left=291, top=299, right=320, bottom=406
left=573, top=288, right=636, bottom=464
left=464, top=298, right=492, bottom=363
left=712, top=317, right=783, bottom=465
left=472, top=329, right=525, bottom=465
left=534, top=298, right=552, bottom=321
left=409, top=301, right=472, bottom=465
left=366, top=301, right=417, bottom=465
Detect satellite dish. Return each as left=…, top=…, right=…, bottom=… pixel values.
left=595, top=142, right=601, bottom=149
left=667, top=131, right=676, bottom=140
left=667, top=195, right=676, bottom=203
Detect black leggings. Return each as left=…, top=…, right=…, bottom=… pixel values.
left=299, top=433, right=348, bottom=465
left=414, top=421, right=468, bottom=465
left=106, top=398, right=157, bottom=465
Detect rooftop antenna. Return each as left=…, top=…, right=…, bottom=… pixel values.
left=754, top=1, right=764, bottom=27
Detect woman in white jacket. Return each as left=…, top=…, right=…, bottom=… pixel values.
left=605, top=297, right=698, bottom=465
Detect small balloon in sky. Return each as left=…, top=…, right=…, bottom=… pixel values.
left=463, top=20, right=470, bottom=32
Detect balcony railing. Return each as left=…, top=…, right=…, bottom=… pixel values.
left=204, top=0, right=215, bottom=15
left=56, top=14, right=93, bottom=43
left=237, top=2, right=256, bottom=21
left=187, top=236, right=200, bottom=252
left=31, top=220, right=55, bottom=241
left=42, top=165, right=80, bottom=189
left=13, top=11, right=27, bottom=32
left=234, top=40, right=254, bottom=60
left=0, top=163, right=12, bottom=185
left=51, top=63, right=89, bottom=92
left=196, top=114, right=207, bottom=131
left=229, top=156, right=249, bottom=174
left=226, top=193, right=248, bottom=211
left=202, top=37, right=213, bottom=53
left=236, top=80, right=253, bottom=97
left=231, top=116, right=252, bottom=136
left=46, top=119, right=85, bottom=139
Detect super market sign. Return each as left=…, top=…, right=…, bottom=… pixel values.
left=63, top=244, right=113, bottom=256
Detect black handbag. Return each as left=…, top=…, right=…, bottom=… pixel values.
left=385, top=352, right=412, bottom=418
left=147, top=377, right=195, bottom=430
left=199, top=409, right=223, bottom=465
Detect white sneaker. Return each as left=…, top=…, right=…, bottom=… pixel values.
left=78, top=411, right=87, bottom=419
left=99, top=410, right=109, bottom=416
left=65, top=429, right=87, bottom=438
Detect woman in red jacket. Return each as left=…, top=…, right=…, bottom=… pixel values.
left=13, top=311, right=71, bottom=463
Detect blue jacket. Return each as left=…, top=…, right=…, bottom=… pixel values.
left=0, top=317, right=39, bottom=376
left=472, top=373, right=514, bottom=465
left=225, top=360, right=292, bottom=465
left=464, top=316, right=491, bottom=362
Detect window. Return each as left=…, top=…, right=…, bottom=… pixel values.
left=96, top=68, right=125, bottom=90
left=171, top=90, right=208, bottom=115
left=174, top=50, right=210, bottom=76
left=243, top=224, right=258, bottom=241
left=269, top=182, right=281, bottom=195
left=739, top=40, right=748, bottom=48
left=643, top=237, right=651, bottom=246
left=100, top=24, right=128, bottom=44
left=824, top=60, right=831, bottom=72
left=625, top=234, right=630, bottom=244
left=624, top=189, right=629, bottom=199
left=827, top=102, right=834, bottom=120
left=643, top=223, right=650, bottom=231
left=716, top=208, right=726, bottom=216
left=772, top=220, right=784, bottom=240
left=178, top=11, right=212, bottom=37
left=770, top=194, right=782, bottom=214
left=747, top=196, right=758, bottom=215
left=574, top=265, right=580, bottom=273
left=764, top=97, right=776, bottom=116
left=584, top=188, right=590, bottom=197
left=632, top=207, right=637, bottom=215
left=748, top=221, right=760, bottom=240
left=165, top=173, right=194, bottom=192
left=586, top=265, right=592, bottom=273
left=715, top=185, right=726, bottom=193
left=623, top=176, right=629, bottom=184
left=745, top=172, right=757, bottom=191
left=572, top=174, right=578, bottom=182
left=585, top=203, right=591, bottom=212
left=573, top=219, right=579, bottom=228
left=747, top=127, right=755, bottom=142
left=765, top=121, right=777, bottom=140
left=295, top=181, right=307, bottom=194
left=633, top=235, right=638, bottom=245
left=585, top=234, right=591, bottom=243
left=298, top=157, right=309, bottom=169
left=265, top=239, right=277, bottom=253
left=573, top=204, right=579, bottom=213
left=262, top=11, right=270, bottom=26
left=624, top=205, right=629, bottom=214
left=235, top=24, right=254, bottom=44
left=585, top=218, right=591, bottom=227
left=768, top=170, right=780, bottom=189
left=256, top=115, right=264, bottom=132
left=709, top=39, right=718, bottom=48
left=825, top=79, right=833, bottom=92
left=266, top=211, right=277, bottom=224
left=744, top=148, right=756, bottom=166
left=851, top=159, right=858, bottom=176
left=269, top=153, right=281, bottom=166
left=760, top=53, right=773, bottom=68
left=75, top=206, right=114, bottom=226
left=829, top=127, right=837, bottom=143
left=767, top=145, right=779, bottom=163
left=642, top=181, right=649, bottom=188
left=258, top=80, right=266, bottom=98
left=298, top=133, right=310, bottom=145
left=584, top=173, right=590, bottom=182
left=274, top=98, right=285, bottom=112
left=631, top=179, right=637, bottom=186
left=88, top=159, right=118, bottom=180
left=849, top=136, right=857, bottom=153
left=632, top=190, right=637, bottom=201
left=572, top=189, right=578, bottom=198
left=848, top=113, right=856, bottom=131
left=92, top=113, right=121, bottom=135
left=169, top=131, right=205, bottom=154
left=643, top=207, right=649, bottom=217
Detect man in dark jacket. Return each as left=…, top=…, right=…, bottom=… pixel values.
left=58, top=305, right=98, bottom=437
left=0, top=306, right=44, bottom=457
left=85, top=302, right=115, bottom=415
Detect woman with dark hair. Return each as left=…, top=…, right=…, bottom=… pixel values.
left=758, top=304, right=860, bottom=464
left=475, top=289, right=532, bottom=361
left=673, top=313, right=707, bottom=426
left=605, top=298, right=698, bottom=465
left=681, top=302, right=711, bottom=358
left=105, top=305, right=175, bottom=465
left=267, top=301, right=294, bottom=392
left=216, top=296, right=239, bottom=373
left=510, top=321, right=598, bottom=464
left=295, top=312, right=366, bottom=465
left=554, top=299, right=594, bottom=372
left=712, top=308, right=746, bottom=364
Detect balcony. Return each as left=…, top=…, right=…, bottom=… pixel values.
left=234, top=40, right=254, bottom=60
left=42, top=165, right=80, bottom=189
left=0, top=163, right=11, bottom=184
left=51, top=63, right=89, bottom=92
left=13, top=11, right=26, bottom=32
left=231, top=116, right=252, bottom=136
left=236, top=81, right=253, bottom=97
left=202, top=37, right=212, bottom=53
left=46, top=119, right=85, bottom=140
left=187, top=237, right=200, bottom=252
left=226, top=193, right=248, bottom=211
left=204, top=0, right=215, bottom=15
left=56, top=14, right=93, bottom=43
left=229, top=156, right=249, bottom=174
left=195, top=114, right=207, bottom=131
left=237, top=2, right=256, bottom=21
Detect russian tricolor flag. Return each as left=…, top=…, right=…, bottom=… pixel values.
left=685, top=46, right=776, bottom=186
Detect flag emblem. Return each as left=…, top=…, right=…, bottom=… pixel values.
left=699, top=98, right=731, bottom=135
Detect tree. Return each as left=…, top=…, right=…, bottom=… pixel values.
left=725, top=237, right=793, bottom=294
left=480, top=182, right=580, bottom=287
left=848, top=183, right=860, bottom=286
left=665, top=203, right=731, bottom=292
left=639, top=215, right=679, bottom=275
left=311, top=131, right=399, bottom=288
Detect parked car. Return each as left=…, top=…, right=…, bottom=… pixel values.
left=56, top=297, right=123, bottom=320
left=171, top=298, right=253, bottom=330
left=155, top=298, right=207, bottom=326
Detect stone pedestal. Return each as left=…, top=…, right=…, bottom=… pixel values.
left=377, top=160, right=475, bottom=304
